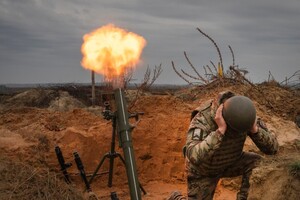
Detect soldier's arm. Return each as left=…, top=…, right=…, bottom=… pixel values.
left=186, top=129, right=224, bottom=165
left=185, top=104, right=226, bottom=164
left=248, top=119, right=279, bottom=155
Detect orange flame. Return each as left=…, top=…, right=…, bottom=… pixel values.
left=81, top=24, right=146, bottom=86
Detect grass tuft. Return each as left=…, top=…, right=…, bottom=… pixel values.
left=288, top=160, right=300, bottom=178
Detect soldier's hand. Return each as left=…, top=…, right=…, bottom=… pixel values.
left=215, top=104, right=227, bottom=134
left=250, top=117, right=259, bottom=134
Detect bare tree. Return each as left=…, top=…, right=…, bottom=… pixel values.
left=172, top=27, right=255, bottom=87
left=138, top=64, right=163, bottom=91
left=171, top=28, right=226, bottom=85
left=129, top=64, right=163, bottom=109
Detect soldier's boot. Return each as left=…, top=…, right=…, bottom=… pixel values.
left=236, top=170, right=252, bottom=200
left=167, top=191, right=187, bottom=200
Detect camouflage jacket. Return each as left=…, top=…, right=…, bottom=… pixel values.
left=185, top=100, right=279, bottom=176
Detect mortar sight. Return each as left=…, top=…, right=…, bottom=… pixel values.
left=102, top=101, right=114, bottom=120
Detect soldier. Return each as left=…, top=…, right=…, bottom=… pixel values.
left=168, top=91, right=279, bottom=200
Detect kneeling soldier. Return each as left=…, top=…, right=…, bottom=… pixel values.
left=169, top=91, right=278, bottom=200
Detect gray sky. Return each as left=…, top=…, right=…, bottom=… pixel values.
left=0, top=0, right=299, bottom=85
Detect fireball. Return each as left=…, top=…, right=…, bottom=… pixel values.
left=81, top=24, right=146, bottom=87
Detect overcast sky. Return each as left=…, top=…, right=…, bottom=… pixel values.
left=0, top=0, right=299, bottom=85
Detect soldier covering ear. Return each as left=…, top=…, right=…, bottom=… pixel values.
left=169, top=91, right=278, bottom=200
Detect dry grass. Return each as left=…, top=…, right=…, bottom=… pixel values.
left=0, top=157, right=84, bottom=200
left=289, top=161, right=300, bottom=178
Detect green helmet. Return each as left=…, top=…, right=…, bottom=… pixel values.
left=222, top=96, right=256, bottom=132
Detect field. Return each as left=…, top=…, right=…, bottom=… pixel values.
left=0, top=82, right=299, bottom=200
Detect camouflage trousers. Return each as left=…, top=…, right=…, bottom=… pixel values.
left=168, top=152, right=262, bottom=200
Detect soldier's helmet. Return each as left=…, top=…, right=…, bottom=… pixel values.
left=222, top=96, right=256, bottom=132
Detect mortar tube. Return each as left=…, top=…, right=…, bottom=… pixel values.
left=114, top=88, right=141, bottom=200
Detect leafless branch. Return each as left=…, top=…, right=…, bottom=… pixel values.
left=228, top=45, right=235, bottom=66
left=238, top=68, right=249, bottom=75
left=137, top=64, right=163, bottom=91
left=181, top=69, right=206, bottom=83
left=280, top=70, right=300, bottom=85
left=172, top=61, right=192, bottom=85
left=196, top=27, right=223, bottom=71
left=149, top=64, right=163, bottom=87
left=229, top=66, right=255, bottom=86
left=268, top=71, right=275, bottom=82
left=210, top=61, right=218, bottom=73
left=203, top=66, right=208, bottom=76
left=129, top=64, right=163, bottom=109
left=206, top=65, right=214, bottom=75
left=184, top=51, right=207, bottom=82
left=124, top=68, right=134, bottom=89
left=143, top=66, right=151, bottom=84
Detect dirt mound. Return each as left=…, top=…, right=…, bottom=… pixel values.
left=177, top=82, right=300, bottom=122
left=48, top=91, right=86, bottom=111
left=3, top=89, right=86, bottom=111
left=249, top=159, right=300, bottom=200
left=248, top=84, right=300, bottom=121
left=4, top=89, right=59, bottom=108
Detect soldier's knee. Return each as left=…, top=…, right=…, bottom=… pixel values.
left=245, top=152, right=262, bottom=163
left=242, top=152, right=262, bottom=171
left=253, top=153, right=263, bottom=164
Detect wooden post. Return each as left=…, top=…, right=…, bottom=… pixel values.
left=91, top=70, right=95, bottom=107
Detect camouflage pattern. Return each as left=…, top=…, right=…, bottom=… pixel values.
left=248, top=118, right=279, bottom=155
left=183, top=152, right=261, bottom=200
left=168, top=151, right=259, bottom=200
left=177, top=99, right=279, bottom=200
